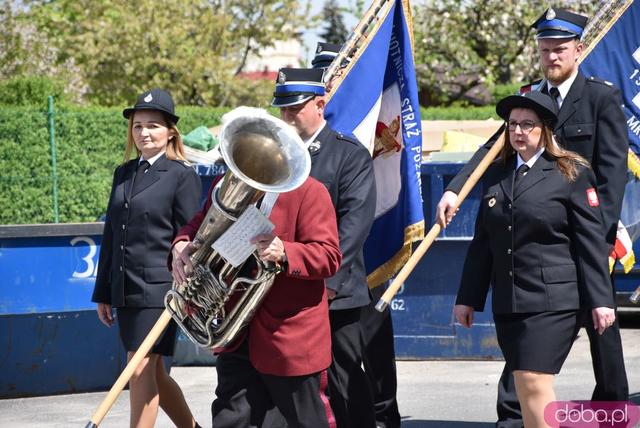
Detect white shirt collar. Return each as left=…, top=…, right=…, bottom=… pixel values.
left=304, top=121, right=326, bottom=148
left=546, top=71, right=578, bottom=108
left=140, top=150, right=165, bottom=166
left=516, top=147, right=545, bottom=170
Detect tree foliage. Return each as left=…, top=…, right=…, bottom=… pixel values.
left=14, top=0, right=309, bottom=107
left=320, top=0, right=349, bottom=44
left=412, top=1, right=600, bottom=106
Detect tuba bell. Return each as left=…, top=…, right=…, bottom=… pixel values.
left=165, top=107, right=310, bottom=350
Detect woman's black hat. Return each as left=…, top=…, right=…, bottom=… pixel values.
left=496, top=91, right=558, bottom=127
left=123, top=88, right=180, bottom=124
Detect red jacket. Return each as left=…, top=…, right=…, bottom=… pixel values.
left=174, top=176, right=341, bottom=376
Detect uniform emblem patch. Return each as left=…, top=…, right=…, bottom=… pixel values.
left=308, top=140, right=321, bottom=153
left=144, top=93, right=153, bottom=102
left=488, top=197, right=496, bottom=207
left=586, top=188, right=599, bottom=207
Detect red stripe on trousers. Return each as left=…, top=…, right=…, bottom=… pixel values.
left=319, top=369, right=336, bottom=428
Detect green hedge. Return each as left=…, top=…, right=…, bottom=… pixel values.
left=421, top=106, right=498, bottom=120
left=0, top=106, right=229, bottom=224
left=0, top=104, right=499, bottom=225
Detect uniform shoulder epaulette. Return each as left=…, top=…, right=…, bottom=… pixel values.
left=519, top=79, right=544, bottom=94
left=336, top=132, right=360, bottom=146
left=170, top=158, right=192, bottom=168
left=587, top=76, right=614, bottom=87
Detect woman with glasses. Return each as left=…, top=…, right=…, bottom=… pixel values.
left=454, top=91, right=615, bottom=428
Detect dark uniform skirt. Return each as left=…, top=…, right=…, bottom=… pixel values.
left=493, top=310, right=581, bottom=374
left=117, top=307, right=178, bottom=356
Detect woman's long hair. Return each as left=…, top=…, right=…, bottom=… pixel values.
left=123, top=112, right=188, bottom=163
left=499, top=117, right=589, bottom=182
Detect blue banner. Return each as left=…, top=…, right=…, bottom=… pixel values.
left=580, top=1, right=640, bottom=155
left=580, top=1, right=640, bottom=269
left=325, top=0, right=425, bottom=287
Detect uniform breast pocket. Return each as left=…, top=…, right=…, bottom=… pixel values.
left=563, top=123, right=594, bottom=141
left=541, top=265, right=577, bottom=284
left=144, top=266, right=173, bottom=284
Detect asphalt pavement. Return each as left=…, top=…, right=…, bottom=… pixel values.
left=1, top=311, right=639, bottom=428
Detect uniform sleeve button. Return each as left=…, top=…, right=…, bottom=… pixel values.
left=507, top=249, right=512, bottom=254
left=124, top=202, right=129, bottom=209
left=509, top=270, right=513, bottom=277
left=119, top=265, right=123, bottom=272
left=120, top=245, right=124, bottom=250
left=507, top=225, right=512, bottom=231
left=122, top=224, right=126, bottom=230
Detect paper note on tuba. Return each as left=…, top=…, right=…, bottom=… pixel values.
left=212, top=205, right=275, bottom=268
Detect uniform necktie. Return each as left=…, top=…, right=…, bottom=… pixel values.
left=549, top=86, right=561, bottom=107
left=132, top=160, right=150, bottom=194
left=514, top=164, right=530, bottom=192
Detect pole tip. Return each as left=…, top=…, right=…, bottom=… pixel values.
left=85, top=422, right=98, bottom=428
left=374, top=299, right=388, bottom=312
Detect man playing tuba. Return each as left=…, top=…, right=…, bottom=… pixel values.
left=171, top=110, right=342, bottom=427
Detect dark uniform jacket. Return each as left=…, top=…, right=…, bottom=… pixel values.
left=308, top=125, right=377, bottom=310
left=174, top=176, right=341, bottom=376
left=447, top=72, right=629, bottom=244
left=92, top=154, right=201, bottom=308
left=456, top=153, right=615, bottom=314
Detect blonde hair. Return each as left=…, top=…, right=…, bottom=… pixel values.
left=123, top=112, right=188, bottom=164
left=500, top=119, right=589, bottom=182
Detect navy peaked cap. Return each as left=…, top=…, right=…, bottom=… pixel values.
left=312, top=42, right=342, bottom=69
left=531, top=8, right=588, bottom=40
left=271, top=68, right=326, bottom=108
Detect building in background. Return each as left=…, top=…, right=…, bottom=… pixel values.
left=240, top=39, right=303, bottom=81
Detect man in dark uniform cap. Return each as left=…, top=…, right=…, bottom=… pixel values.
left=272, top=67, right=378, bottom=428
left=435, top=7, right=629, bottom=428
left=311, top=42, right=402, bottom=428
left=312, top=42, right=343, bottom=69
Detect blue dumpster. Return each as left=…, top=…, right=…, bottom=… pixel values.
left=387, top=161, right=640, bottom=359
left=1, top=161, right=637, bottom=397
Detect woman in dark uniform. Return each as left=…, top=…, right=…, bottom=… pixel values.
left=454, top=91, right=616, bottom=428
left=92, top=88, right=202, bottom=428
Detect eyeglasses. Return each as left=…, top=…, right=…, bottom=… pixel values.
left=507, top=120, right=541, bottom=134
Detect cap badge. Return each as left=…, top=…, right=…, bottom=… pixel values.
left=546, top=8, right=556, bottom=20
left=278, top=71, right=286, bottom=84
left=144, top=93, right=153, bottom=103
left=316, top=45, right=322, bottom=53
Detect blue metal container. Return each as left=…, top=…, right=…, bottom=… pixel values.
left=390, top=162, right=500, bottom=359
left=390, top=161, right=640, bottom=359
left=0, top=161, right=637, bottom=396
left=0, top=223, right=125, bottom=398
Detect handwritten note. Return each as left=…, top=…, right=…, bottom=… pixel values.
left=212, top=205, right=275, bottom=267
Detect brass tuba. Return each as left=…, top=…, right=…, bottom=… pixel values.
left=165, top=107, right=310, bottom=349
